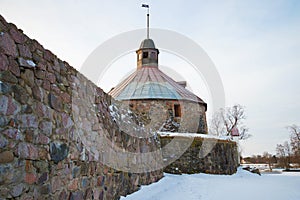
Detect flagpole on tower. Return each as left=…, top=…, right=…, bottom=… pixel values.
left=142, top=4, right=150, bottom=39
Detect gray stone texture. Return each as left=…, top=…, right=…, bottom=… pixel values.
left=160, top=136, right=239, bottom=175
left=0, top=14, right=163, bottom=200
left=123, top=99, right=208, bottom=134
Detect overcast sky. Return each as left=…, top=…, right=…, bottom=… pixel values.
left=1, top=0, right=300, bottom=156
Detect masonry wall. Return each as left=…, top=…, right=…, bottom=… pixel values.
left=124, top=99, right=207, bottom=134
left=160, top=135, right=239, bottom=175
left=0, top=15, right=162, bottom=200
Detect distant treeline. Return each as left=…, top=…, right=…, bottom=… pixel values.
left=243, top=124, right=300, bottom=169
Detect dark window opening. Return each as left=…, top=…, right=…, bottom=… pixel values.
left=143, top=52, right=149, bottom=58
left=174, top=104, right=181, bottom=117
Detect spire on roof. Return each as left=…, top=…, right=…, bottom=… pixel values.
left=142, top=4, right=150, bottom=39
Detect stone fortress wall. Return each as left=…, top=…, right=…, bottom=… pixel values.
left=0, top=15, right=239, bottom=199
left=160, top=134, right=239, bottom=174
left=0, top=15, right=162, bottom=199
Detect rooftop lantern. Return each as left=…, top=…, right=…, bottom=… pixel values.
left=136, top=4, right=159, bottom=69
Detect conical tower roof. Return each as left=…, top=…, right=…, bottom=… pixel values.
left=109, top=66, right=206, bottom=106
left=108, top=39, right=207, bottom=109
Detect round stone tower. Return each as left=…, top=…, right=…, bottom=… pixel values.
left=109, top=38, right=208, bottom=134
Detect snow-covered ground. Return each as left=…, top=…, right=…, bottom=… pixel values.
left=121, top=168, right=300, bottom=200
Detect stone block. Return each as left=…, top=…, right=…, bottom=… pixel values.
left=25, top=160, right=34, bottom=173
left=50, top=142, right=69, bottom=163
left=61, top=92, right=71, bottom=103
left=42, top=80, right=51, bottom=91
left=8, top=58, right=20, bottom=76
left=36, top=60, right=47, bottom=70
left=35, top=69, right=46, bottom=79
left=84, top=188, right=92, bottom=199
left=39, top=184, right=51, bottom=195
left=35, top=102, right=51, bottom=119
left=70, top=191, right=83, bottom=200
left=12, top=85, right=29, bottom=104
left=46, top=72, right=56, bottom=83
left=81, top=177, right=89, bottom=189
left=20, top=69, right=35, bottom=87
left=0, top=32, right=18, bottom=56
left=68, top=178, right=78, bottom=191
left=39, top=148, right=49, bottom=161
left=18, top=114, right=38, bottom=128
left=9, top=27, right=27, bottom=44
left=72, top=166, right=80, bottom=178
left=6, top=97, right=21, bottom=115
left=24, top=129, right=34, bottom=143
left=0, top=134, right=8, bottom=148
left=18, top=142, right=39, bottom=160
left=97, top=176, right=105, bottom=187
left=2, top=128, right=22, bottom=140
left=59, top=189, right=68, bottom=200
left=18, top=57, right=36, bottom=68
left=61, top=112, right=73, bottom=128
left=18, top=44, right=32, bottom=58
left=48, top=93, right=62, bottom=111
left=0, top=151, right=14, bottom=163
left=0, top=54, right=8, bottom=70
left=24, top=173, right=37, bottom=184
left=32, top=86, right=44, bottom=101
left=52, top=59, right=60, bottom=72
left=44, top=50, right=54, bottom=62
left=35, top=133, right=50, bottom=144
left=0, top=71, right=18, bottom=84
left=0, top=164, right=15, bottom=185
left=0, top=95, right=8, bottom=115
left=38, top=120, right=52, bottom=136
left=10, top=183, right=24, bottom=197
left=0, top=81, right=11, bottom=94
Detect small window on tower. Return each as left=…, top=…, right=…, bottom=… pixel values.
left=150, top=52, right=156, bottom=59
left=143, top=52, right=149, bottom=58
left=174, top=104, right=181, bottom=117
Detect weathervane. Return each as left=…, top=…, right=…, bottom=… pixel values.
left=142, top=4, right=150, bottom=39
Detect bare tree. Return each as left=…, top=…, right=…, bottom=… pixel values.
left=210, top=112, right=225, bottom=136
left=284, top=141, right=292, bottom=168
left=276, top=144, right=286, bottom=168
left=209, top=104, right=251, bottom=140
left=287, top=124, right=300, bottom=165
left=263, top=152, right=273, bottom=171
left=276, top=142, right=291, bottom=169
left=287, top=125, right=300, bottom=155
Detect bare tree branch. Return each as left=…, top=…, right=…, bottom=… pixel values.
left=209, top=104, right=251, bottom=140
